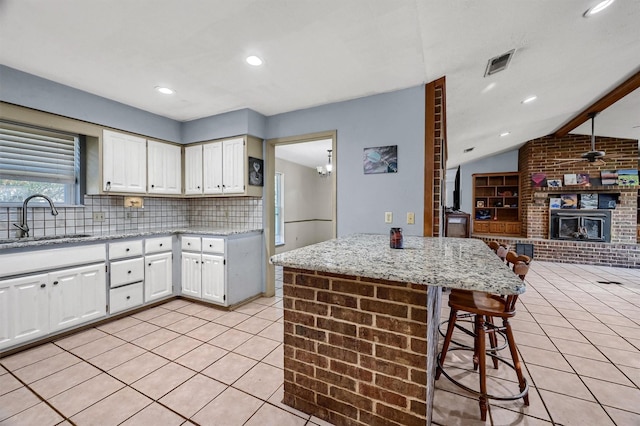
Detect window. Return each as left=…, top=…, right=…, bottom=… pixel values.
left=275, top=172, right=284, bottom=245
left=0, top=121, right=80, bottom=205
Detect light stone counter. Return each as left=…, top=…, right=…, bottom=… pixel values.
left=270, top=233, right=525, bottom=295
left=0, top=227, right=262, bottom=250
left=271, top=234, right=526, bottom=426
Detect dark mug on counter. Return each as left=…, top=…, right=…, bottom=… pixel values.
left=390, top=227, right=403, bottom=249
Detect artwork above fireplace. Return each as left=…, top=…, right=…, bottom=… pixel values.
left=549, top=210, right=611, bottom=243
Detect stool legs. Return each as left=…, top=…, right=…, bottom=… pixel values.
left=476, top=315, right=488, bottom=421
left=504, top=318, right=530, bottom=406
left=486, top=316, right=500, bottom=369
left=436, top=307, right=458, bottom=380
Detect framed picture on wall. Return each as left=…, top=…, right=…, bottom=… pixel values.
left=248, top=157, right=264, bottom=186
left=363, top=145, right=398, bottom=174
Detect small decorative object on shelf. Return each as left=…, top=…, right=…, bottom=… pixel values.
left=547, top=179, right=562, bottom=188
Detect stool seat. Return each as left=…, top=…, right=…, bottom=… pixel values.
left=448, top=290, right=515, bottom=318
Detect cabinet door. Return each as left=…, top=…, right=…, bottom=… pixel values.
left=0, top=274, right=49, bottom=349
left=102, top=130, right=147, bottom=193
left=145, top=252, right=173, bottom=302
left=184, top=145, right=204, bottom=195
left=202, top=254, right=225, bottom=305
left=489, top=222, right=506, bottom=234
left=203, top=142, right=223, bottom=194
left=473, top=221, right=490, bottom=234
left=222, top=138, right=245, bottom=194
left=50, top=264, right=106, bottom=333
left=181, top=252, right=202, bottom=298
left=148, top=141, right=182, bottom=195
left=505, top=222, right=521, bottom=235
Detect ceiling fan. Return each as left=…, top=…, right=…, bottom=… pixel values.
left=554, top=112, right=640, bottom=166
left=554, top=112, right=608, bottom=166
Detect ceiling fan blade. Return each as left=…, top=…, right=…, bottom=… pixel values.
left=553, top=158, right=586, bottom=166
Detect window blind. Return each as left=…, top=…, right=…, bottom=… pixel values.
left=0, top=122, right=79, bottom=184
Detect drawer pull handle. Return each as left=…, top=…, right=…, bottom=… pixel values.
left=40, top=283, right=46, bottom=288
left=187, top=242, right=191, bottom=246
left=148, top=263, right=152, bottom=266
left=128, top=270, right=132, bottom=274
left=159, top=243, right=163, bottom=247
left=53, top=281, right=59, bottom=285
left=126, top=248, right=130, bottom=252
left=209, top=244, right=212, bottom=247
left=126, top=296, right=131, bottom=300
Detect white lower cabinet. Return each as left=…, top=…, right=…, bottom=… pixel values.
left=0, top=258, right=106, bottom=351
left=144, top=237, right=173, bottom=303
left=49, top=264, right=106, bottom=333
left=202, top=254, right=225, bottom=304
left=181, top=252, right=202, bottom=298
left=180, top=234, right=261, bottom=307
left=1, top=274, right=49, bottom=348
left=109, top=282, right=144, bottom=314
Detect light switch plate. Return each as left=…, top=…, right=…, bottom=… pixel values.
left=385, top=212, right=393, bottom=223
left=407, top=212, right=415, bottom=224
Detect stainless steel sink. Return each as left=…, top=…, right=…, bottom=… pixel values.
left=0, top=234, right=93, bottom=244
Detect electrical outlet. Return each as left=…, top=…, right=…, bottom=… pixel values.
left=126, top=212, right=133, bottom=219
left=93, top=212, right=105, bottom=222
left=407, top=212, right=415, bottom=224
left=384, top=212, right=393, bottom=223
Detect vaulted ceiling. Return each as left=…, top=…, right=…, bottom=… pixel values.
left=0, top=0, right=638, bottom=167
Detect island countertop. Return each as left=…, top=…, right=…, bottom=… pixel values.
left=270, top=233, right=525, bottom=295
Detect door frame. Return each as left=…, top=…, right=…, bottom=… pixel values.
left=263, top=130, right=337, bottom=296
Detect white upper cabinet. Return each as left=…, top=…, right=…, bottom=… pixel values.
left=148, top=140, right=182, bottom=195
left=203, top=142, right=224, bottom=194
left=184, top=145, right=204, bottom=195
left=222, top=137, right=245, bottom=194
left=102, top=130, right=147, bottom=193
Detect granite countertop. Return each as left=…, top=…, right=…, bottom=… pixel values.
left=0, top=227, right=263, bottom=250
left=270, top=234, right=525, bottom=295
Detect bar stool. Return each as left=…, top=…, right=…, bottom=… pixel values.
left=437, top=241, right=514, bottom=353
left=436, top=252, right=530, bottom=420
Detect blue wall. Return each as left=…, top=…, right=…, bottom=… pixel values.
left=0, top=65, right=182, bottom=142
left=267, top=86, right=425, bottom=236
left=1, top=66, right=425, bottom=236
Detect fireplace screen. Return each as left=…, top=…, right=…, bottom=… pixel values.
left=550, top=211, right=611, bottom=242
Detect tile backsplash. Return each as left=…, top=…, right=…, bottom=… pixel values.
left=0, top=195, right=263, bottom=239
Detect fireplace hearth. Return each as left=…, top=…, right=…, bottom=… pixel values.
left=549, top=210, right=611, bottom=243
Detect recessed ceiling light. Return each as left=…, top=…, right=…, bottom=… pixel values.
left=246, top=55, right=263, bottom=66
left=500, top=132, right=511, bottom=137
left=521, top=95, right=537, bottom=104
left=583, top=0, right=615, bottom=17
left=155, top=86, right=174, bottom=95
left=463, top=147, right=475, bottom=153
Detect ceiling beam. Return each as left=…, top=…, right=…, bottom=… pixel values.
left=553, top=69, right=640, bottom=137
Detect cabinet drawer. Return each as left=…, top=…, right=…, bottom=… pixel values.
left=109, top=282, right=143, bottom=314
left=182, top=236, right=201, bottom=251
left=110, top=258, right=144, bottom=288
left=109, top=240, right=143, bottom=260
left=145, top=236, right=172, bottom=254
left=202, top=238, right=224, bottom=254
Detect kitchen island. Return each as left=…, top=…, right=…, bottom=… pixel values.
left=270, top=234, right=525, bottom=426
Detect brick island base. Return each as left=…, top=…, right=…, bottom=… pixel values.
left=282, top=267, right=441, bottom=426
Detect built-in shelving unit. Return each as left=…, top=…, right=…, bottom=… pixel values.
left=472, top=172, right=521, bottom=235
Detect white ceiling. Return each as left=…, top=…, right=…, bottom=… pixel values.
left=276, top=139, right=333, bottom=169
left=1, top=1, right=639, bottom=167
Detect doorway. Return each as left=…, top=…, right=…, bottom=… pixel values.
left=264, top=131, right=337, bottom=297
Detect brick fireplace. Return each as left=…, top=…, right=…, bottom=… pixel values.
left=485, top=134, right=640, bottom=268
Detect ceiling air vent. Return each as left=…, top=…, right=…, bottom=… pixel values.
left=484, top=49, right=515, bottom=77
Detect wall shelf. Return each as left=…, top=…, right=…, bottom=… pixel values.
left=472, top=172, right=521, bottom=236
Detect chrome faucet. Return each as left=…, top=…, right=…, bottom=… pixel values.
left=13, top=194, right=59, bottom=238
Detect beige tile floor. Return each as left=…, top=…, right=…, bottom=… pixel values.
left=1, top=262, right=639, bottom=425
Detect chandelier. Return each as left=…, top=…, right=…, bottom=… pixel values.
left=316, top=149, right=333, bottom=177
